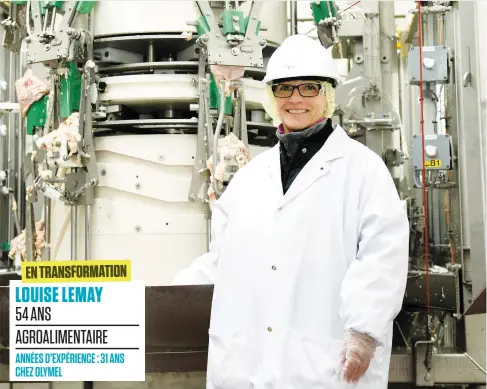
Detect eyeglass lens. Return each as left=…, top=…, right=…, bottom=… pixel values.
left=273, top=83, right=321, bottom=98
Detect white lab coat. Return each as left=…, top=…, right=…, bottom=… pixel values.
left=173, top=125, right=409, bottom=389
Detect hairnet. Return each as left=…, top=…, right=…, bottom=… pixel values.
left=261, top=81, right=336, bottom=126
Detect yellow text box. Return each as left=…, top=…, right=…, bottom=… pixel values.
left=21, top=260, right=131, bottom=283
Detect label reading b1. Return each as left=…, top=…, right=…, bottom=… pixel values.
left=425, top=159, right=442, bottom=168
left=9, top=278, right=145, bottom=382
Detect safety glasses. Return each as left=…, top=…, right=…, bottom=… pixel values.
left=271, top=83, right=323, bottom=98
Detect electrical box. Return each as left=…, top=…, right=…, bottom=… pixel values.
left=412, top=134, right=452, bottom=170
left=408, top=46, right=450, bottom=85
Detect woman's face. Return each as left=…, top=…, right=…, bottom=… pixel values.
left=274, top=80, right=328, bottom=133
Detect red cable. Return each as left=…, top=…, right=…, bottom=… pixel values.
left=417, top=1, right=431, bottom=316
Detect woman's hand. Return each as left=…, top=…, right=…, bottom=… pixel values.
left=340, top=330, right=377, bottom=383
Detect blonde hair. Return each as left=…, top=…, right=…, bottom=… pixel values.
left=261, top=81, right=336, bottom=127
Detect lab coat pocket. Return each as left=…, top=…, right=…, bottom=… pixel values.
left=281, top=330, right=345, bottom=389
left=207, top=329, right=253, bottom=389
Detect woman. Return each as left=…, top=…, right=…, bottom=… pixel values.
left=173, top=34, right=409, bottom=389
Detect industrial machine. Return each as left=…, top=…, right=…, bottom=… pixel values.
left=0, top=1, right=485, bottom=388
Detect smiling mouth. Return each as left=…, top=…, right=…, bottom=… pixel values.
left=286, top=109, right=309, bottom=114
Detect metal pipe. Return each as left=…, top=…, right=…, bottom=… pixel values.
left=147, top=41, right=155, bottom=63
left=17, top=39, right=27, bottom=232
left=0, top=42, right=9, bottom=249
left=44, top=199, right=51, bottom=260
left=7, top=51, right=16, bottom=241
left=71, top=205, right=77, bottom=260
left=211, top=81, right=226, bottom=198
left=85, top=205, right=91, bottom=260
left=206, top=219, right=211, bottom=252
left=289, top=1, right=298, bottom=35
left=148, top=40, right=154, bottom=73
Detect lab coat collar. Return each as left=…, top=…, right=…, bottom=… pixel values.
left=268, top=124, right=348, bottom=205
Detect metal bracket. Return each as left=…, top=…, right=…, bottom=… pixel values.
left=414, top=341, right=435, bottom=386
left=25, top=1, right=87, bottom=65
left=194, top=1, right=266, bottom=67
left=188, top=57, right=211, bottom=204
left=384, top=148, right=403, bottom=168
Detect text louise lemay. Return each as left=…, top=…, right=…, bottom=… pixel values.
left=15, top=286, right=103, bottom=303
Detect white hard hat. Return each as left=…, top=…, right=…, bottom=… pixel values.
left=262, top=34, right=341, bottom=87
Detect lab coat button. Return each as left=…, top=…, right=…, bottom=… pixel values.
left=267, top=327, right=272, bottom=332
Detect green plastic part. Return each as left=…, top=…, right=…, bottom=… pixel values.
left=11, top=1, right=28, bottom=4
left=76, top=0, right=95, bottom=14
left=311, top=1, right=338, bottom=23
left=26, top=95, right=48, bottom=135
left=60, top=62, right=82, bottom=119
left=244, top=16, right=261, bottom=36
left=222, top=10, right=245, bottom=36
left=195, top=15, right=210, bottom=35
left=42, top=1, right=63, bottom=8
left=209, top=75, right=232, bottom=115
left=0, top=242, right=10, bottom=252
left=38, top=1, right=62, bottom=14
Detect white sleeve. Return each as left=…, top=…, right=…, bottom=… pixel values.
left=171, top=189, right=231, bottom=286
left=340, top=158, right=410, bottom=342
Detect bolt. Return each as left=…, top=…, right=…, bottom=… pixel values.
left=135, top=225, right=141, bottom=232
left=424, top=373, right=431, bottom=381
left=44, top=44, right=51, bottom=51
left=189, top=194, right=197, bottom=202
left=135, top=183, right=141, bottom=190
left=158, top=155, right=164, bottom=162
left=446, top=165, right=450, bottom=169
left=100, top=169, right=106, bottom=176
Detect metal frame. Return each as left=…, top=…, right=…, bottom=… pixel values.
left=447, top=0, right=486, bottom=305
